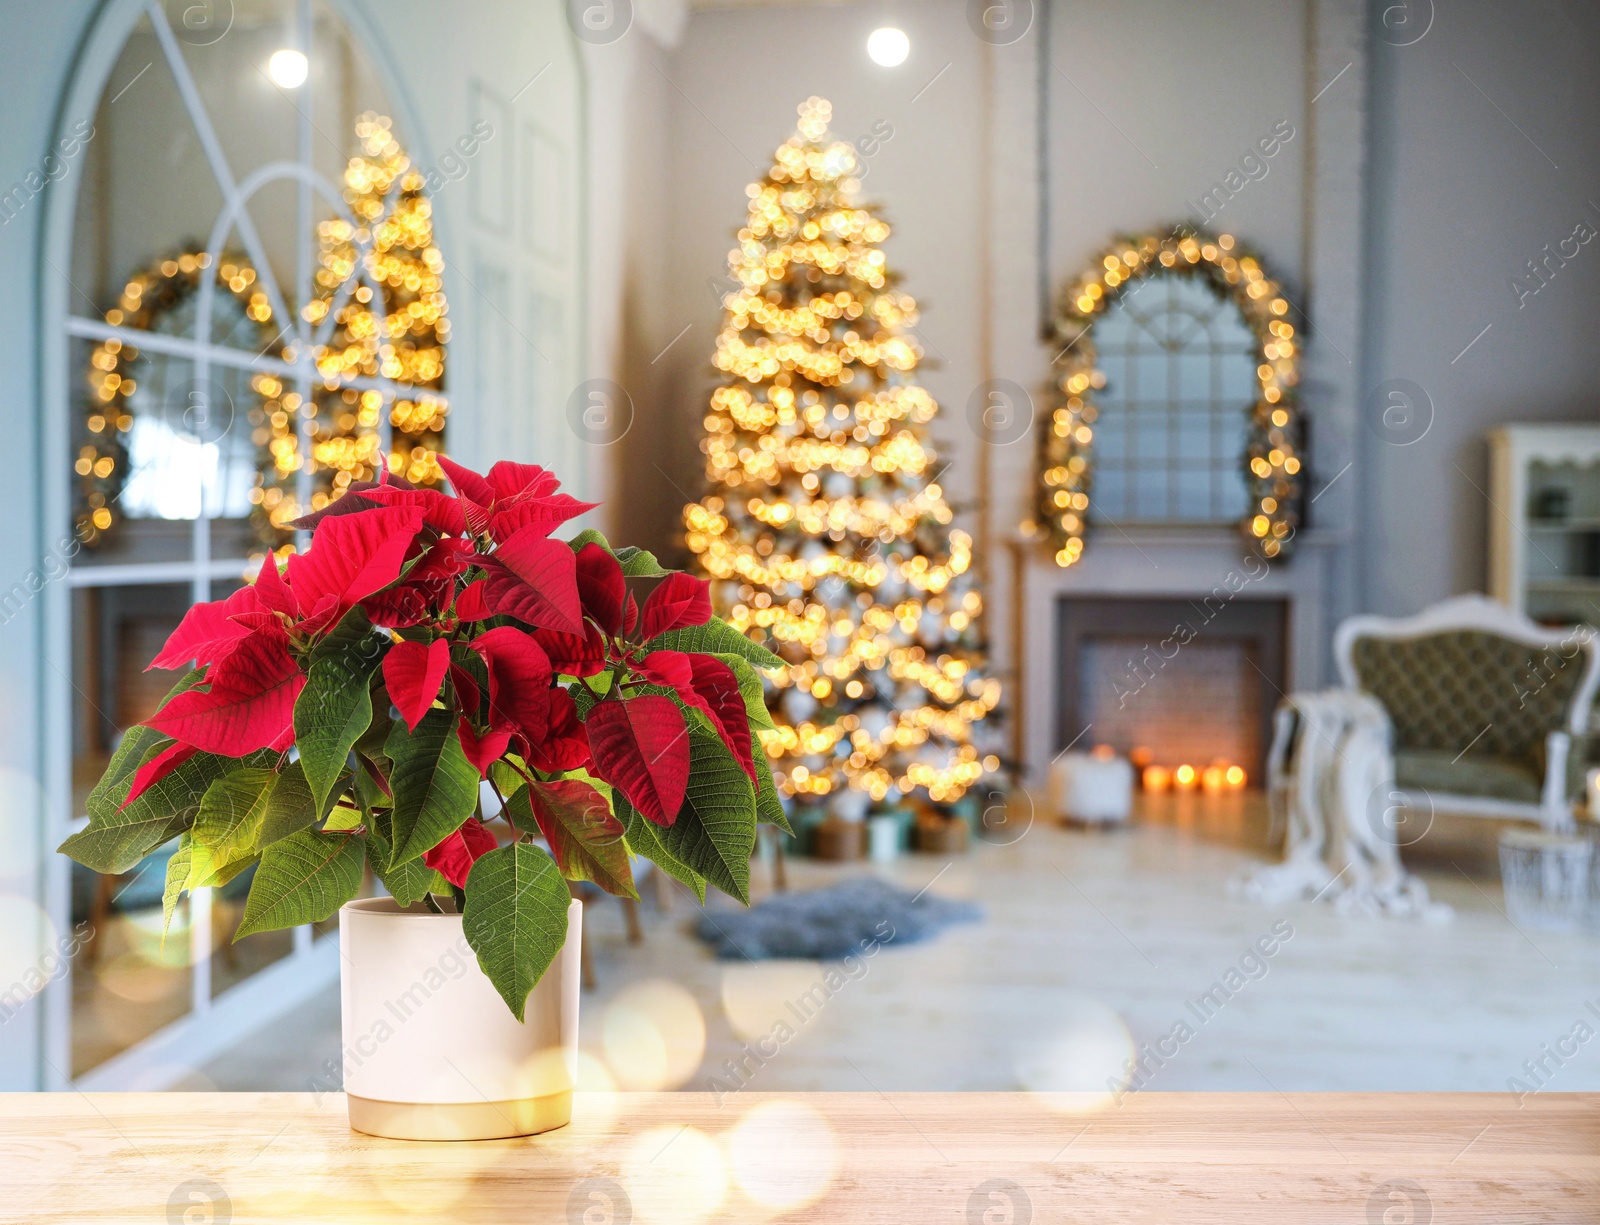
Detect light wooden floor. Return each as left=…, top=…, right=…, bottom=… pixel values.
left=197, top=790, right=1600, bottom=1095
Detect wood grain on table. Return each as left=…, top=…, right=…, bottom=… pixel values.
left=5, top=1091, right=1598, bottom=1223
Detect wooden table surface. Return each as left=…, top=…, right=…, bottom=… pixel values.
left=5, top=1091, right=1598, bottom=1223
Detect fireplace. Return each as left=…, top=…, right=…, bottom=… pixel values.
left=1055, top=597, right=1288, bottom=778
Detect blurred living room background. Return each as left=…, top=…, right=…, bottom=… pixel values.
left=5, top=0, right=1600, bottom=1100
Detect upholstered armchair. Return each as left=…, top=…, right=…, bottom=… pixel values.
left=1333, top=595, right=1600, bottom=831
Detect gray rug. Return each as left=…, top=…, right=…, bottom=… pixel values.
left=695, top=875, right=982, bottom=960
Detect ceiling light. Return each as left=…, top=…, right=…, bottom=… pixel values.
left=866, top=27, right=909, bottom=67
left=267, top=49, right=309, bottom=89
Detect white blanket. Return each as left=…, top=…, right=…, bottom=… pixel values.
left=1235, top=689, right=1451, bottom=920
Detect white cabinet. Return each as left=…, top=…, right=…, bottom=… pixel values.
left=1489, top=425, right=1600, bottom=626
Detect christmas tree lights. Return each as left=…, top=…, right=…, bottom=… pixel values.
left=685, top=98, right=1000, bottom=806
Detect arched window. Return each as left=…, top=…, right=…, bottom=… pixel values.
left=1086, top=273, right=1257, bottom=524
left=54, top=0, right=443, bottom=1083
left=1035, top=230, right=1303, bottom=567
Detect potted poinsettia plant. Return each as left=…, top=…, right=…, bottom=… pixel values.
left=60, top=456, right=786, bottom=1140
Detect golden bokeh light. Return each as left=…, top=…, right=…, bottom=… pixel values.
left=726, top=1100, right=839, bottom=1213
left=623, top=1125, right=728, bottom=1225
left=601, top=979, right=707, bottom=1091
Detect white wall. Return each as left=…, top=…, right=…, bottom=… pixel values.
left=622, top=0, right=1326, bottom=777
left=626, top=0, right=1313, bottom=557
left=613, top=0, right=990, bottom=557
left=612, top=0, right=1600, bottom=772
left=1362, top=0, right=1600, bottom=613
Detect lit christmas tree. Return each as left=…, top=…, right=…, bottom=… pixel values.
left=254, top=112, right=450, bottom=542
left=683, top=98, right=1000, bottom=808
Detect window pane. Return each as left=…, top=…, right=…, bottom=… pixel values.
left=1086, top=270, right=1258, bottom=527
left=1092, top=468, right=1126, bottom=519
left=130, top=284, right=268, bottom=516
left=69, top=581, right=196, bottom=1076
left=70, top=854, right=194, bottom=1078
left=210, top=866, right=295, bottom=1001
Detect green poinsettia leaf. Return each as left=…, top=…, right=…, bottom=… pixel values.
left=192, top=768, right=277, bottom=866
left=353, top=758, right=392, bottom=815
left=384, top=708, right=479, bottom=868
left=614, top=545, right=671, bottom=577
left=487, top=756, right=527, bottom=802
left=323, top=806, right=365, bottom=832
left=161, top=830, right=254, bottom=931
left=235, top=828, right=364, bottom=939
left=354, top=705, right=392, bottom=760
left=259, top=760, right=320, bottom=847
left=646, top=616, right=782, bottom=671
left=191, top=851, right=258, bottom=891
left=507, top=779, right=638, bottom=899
left=62, top=737, right=276, bottom=875
left=364, top=811, right=450, bottom=905
left=652, top=709, right=756, bottom=904
left=714, top=652, right=776, bottom=730
left=618, top=797, right=708, bottom=903
left=295, top=623, right=380, bottom=817
left=462, top=842, right=572, bottom=1021
left=619, top=798, right=707, bottom=903
left=162, top=836, right=193, bottom=937
left=751, top=754, right=790, bottom=835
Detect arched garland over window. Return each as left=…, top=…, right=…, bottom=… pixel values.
left=76, top=250, right=277, bottom=546
left=1032, top=228, right=1303, bottom=567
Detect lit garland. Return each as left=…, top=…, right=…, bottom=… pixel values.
left=76, top=251, right=276, bottom=545
left=1031, top=228, right=1303, bottom=566
left=685, top=98, right=1000, bottom=805
left=254, top=112, right=449, bottom=541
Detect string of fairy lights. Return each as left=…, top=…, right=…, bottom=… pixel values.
left=1029, top=228, right=1304, bottom=566
left=685, top=98, right=1000, bottom=806
left=78, top=113, right=449, bottom=551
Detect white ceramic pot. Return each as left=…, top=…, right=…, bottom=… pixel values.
left=338, top=896, right=582, bottom=1141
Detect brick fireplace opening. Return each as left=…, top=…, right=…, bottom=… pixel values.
left=1055, top=596, right=1289, bottom=778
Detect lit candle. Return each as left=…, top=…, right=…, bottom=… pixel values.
left=1143, top=765, right=1171, bottom=792
left=1173, top=764, right=1197, bottom=790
